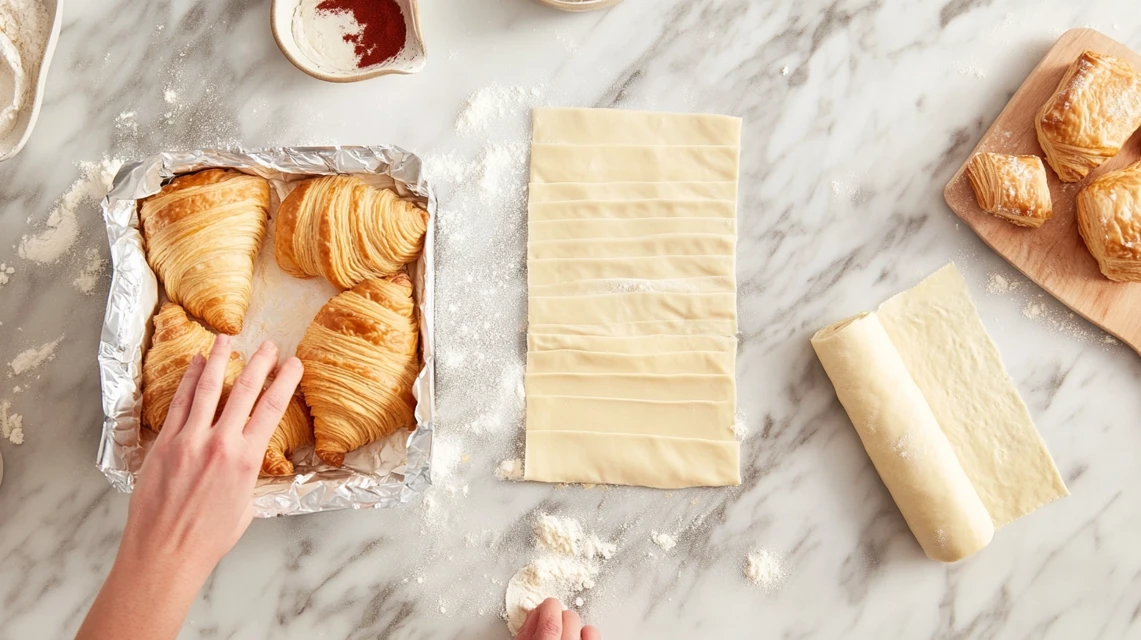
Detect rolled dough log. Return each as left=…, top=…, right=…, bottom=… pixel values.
left=812, top=313, right=995, bottom=562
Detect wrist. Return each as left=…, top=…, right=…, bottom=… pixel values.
left=114, top=527, right=213, bottom=596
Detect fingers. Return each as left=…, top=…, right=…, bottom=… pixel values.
left=158, top=354, right=206, bottom=440
left=581, top=625, right=601, bottom=640
left=243, top=357, right=303, bottom=448
left=531, top=598, right=565, bottom=640
left=516, top=605, right=541, bottom=639
left=217, top=341, right=279, bottom=431
left=561, top=609, right=583, bottom=640
left=184, top=334, right=233, bottom=432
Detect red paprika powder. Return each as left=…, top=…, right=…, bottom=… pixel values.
left=317, top=0, right=407, bottom=68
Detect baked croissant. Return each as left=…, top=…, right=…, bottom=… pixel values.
left=296, top=274, right=420, bottom=466
left=140, top=169, right=270, bottom=334
left=142, top=303, right=244, bottom=432
left=1036, top=51, right=1141, bottom=182
left=965, top=152, right=1053, bottom=227
left=275, top=175, right=429, bottom=290
left=1076, top=160, right=1141, bottom=282
left=261, top=391, right=314, bottom=476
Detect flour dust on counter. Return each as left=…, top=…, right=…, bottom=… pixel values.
left=0, top=400, right=22, bottom=445
left=0, top=263, right=13, bottom=286
left=744, top=547, right=787, bottom=594
left=8, top=335, right=60, bottom=375
left=17, top=156, right=122, bottom=265
left=506, top=514, right=619, bottom=635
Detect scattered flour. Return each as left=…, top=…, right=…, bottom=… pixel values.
left=745, top=548, right=787, bottom=593
left=0, top=400, right=23, bottom=445
left=495, top=458, right=525, bottom=481
left=19, top=157, right=123, bottom=264
left=506, top=515, right=616, bottom=634
left=73, top=248, right=106, bottom=294
left=733, top=410, right=749, bottom=441
left=986, top=272, right=1022, bottom=295
left=163, top=86, right=178, bottom=104
left=9, top=336, right=61, bottom=376
left=780, top=65, right=790, bottom=76
left=454, top=84, right=544, bottom=135
left=0, top=263, right=13, bottom=286
left=651, top=531, right=677, bottom=551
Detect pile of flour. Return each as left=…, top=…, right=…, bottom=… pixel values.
left=0, top=0, right=50, bottom=141
left=505, top=514, right=616, bottom=634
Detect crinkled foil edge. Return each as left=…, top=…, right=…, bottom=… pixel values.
left=96, top=147, right=436, bottom=517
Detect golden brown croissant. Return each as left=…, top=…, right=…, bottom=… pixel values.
left=261, top=391, right=314, bottom=476
left=1036, top=51, right=1141, bottom=182
left=275, top=175, right=429, bottom=290
left=1076, top=160, right=1141, bottom=282
left=142, top=303, right=244, bottom=432
left=295, top=274, right=420, bottom=466
left=965, top=152, right=1052, bottom=227
left=140, top=169, right=270, bottom=334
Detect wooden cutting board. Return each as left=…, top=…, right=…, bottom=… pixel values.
left=944, top=28, right=1141, bottom=355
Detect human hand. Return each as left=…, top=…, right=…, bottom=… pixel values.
left=516, top=598, right=601, bottom=640
left=78, top=336, right=303, bottom=640
left=119, top=336, right=303, bottom=580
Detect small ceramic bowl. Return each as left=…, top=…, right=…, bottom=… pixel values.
left=271, top=0, right=426, bottom=83
left=0, top=0, right=64, bottom=162
left=533, top=0, right=625, bottom=11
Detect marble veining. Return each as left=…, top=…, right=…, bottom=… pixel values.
left=2, top=0, right=1141, bottom=638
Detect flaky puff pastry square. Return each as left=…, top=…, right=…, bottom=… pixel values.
left=1036, top=51, right=1141, bottom=182
left=1076, top=160, right=1141, bottom=282
left=965, top=153, right=1053, bottom=228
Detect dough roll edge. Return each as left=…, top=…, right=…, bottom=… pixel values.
left=811, top=313, right=995, bottom=563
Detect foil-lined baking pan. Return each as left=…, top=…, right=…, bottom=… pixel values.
left=96, top=146, right=435, bottom=517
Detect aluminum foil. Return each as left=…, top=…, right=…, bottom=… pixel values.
left=97, top=146, right=435, bottom=517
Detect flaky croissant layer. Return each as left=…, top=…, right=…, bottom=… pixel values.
left=275, top=175, right=429, bottom=290
left=140, top=169, right=270, bottom=334
left=296, top=274, right=420, bottom=467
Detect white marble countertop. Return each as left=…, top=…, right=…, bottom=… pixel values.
left=2, top=0, right=1141, bottom=638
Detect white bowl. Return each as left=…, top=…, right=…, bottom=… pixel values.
left=0, top=0, right=63, bottom=162
left=271, top=0, right=426, bottom=83
left=533, top=0, right=625, bottom=11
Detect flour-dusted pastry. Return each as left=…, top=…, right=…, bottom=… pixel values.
left=1035, top=51, right=1141, bottom=182
left=139, top=169, right=270, bottom=334
left=965, top=153, right=1053, bottom=227
left=142, top=303, right=244, bottom=432
left=295, top=274, right=420, bottom=466
left=275, top=175, right=429, bottom=290
left=1076, top=160, right=1141, bottom=281
left=261, top=391, right=314, bottom=476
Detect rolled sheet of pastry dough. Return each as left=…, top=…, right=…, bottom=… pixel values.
left=812, top=313, right=995, bottom=563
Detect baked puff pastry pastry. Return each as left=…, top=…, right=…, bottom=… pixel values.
left=1036, top=51, right=1141, bottom=182
left=1076, top=160, right=1141, bottom=282
left=140, top=169, right=270, bottom=334
left=295, top=274, right=420, bottom=466
left=261, top=391, right=314, bottom=476
left=142, top=303, right=244, bottom=432
left=965, top=153, right=1053, bottom=227
left=275, top=176, right=429, bottom=290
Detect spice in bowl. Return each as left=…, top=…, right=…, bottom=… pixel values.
left=292, top=0, right=409, bottom=74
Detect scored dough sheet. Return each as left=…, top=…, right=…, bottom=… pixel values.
left=811, top=264, right=1067, bottom=563
left=524, top=107, right=742, bottom=489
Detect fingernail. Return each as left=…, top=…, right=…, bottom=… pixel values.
left=216, top=334, right=231, bottom=347
left=191, top=354, right=205, bottom=367
left=258, top=340, right=278, bottom=353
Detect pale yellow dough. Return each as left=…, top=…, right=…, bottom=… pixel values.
left=811, top=264, right=1067, bottom=563
left=523, top=107, right=741, bottom=490
left=525, top=372, right=736, bottom=403
left=528, top=181, right=737, bottom=203
left=528, top=217, right=736, bottom=241
left=528, top=199, right=737, bottom=221
left=528, top=275, right=736, bottom=297
left=527, top=333, right=735, bottom=354
left=530, top=144, right=740, bottom=183
left=528, top=234, right=735, bottom=260
left=527, top=350, right=734, bottom=375
left=528, top=319, right=738, bottom=337
left=532, top=108, right=742, bottom=146
left=527, top=395, right=735, bottom=439
left=528, top=292, right=737, bottom=325
left=528, top=256, right=735, bottom=285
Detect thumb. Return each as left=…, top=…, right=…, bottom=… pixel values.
left=530, top=598, right=565, bottom=640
